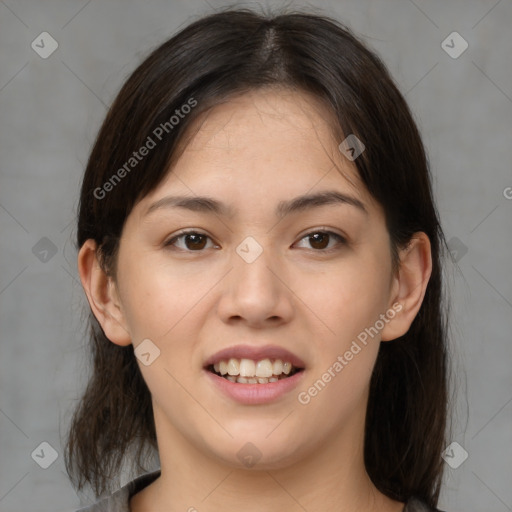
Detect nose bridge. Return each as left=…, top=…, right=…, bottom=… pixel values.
left=233, top=234, right=280, bottom=295
left=217, top=234, right=293, bottom=325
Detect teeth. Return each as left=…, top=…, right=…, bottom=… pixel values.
left=273, top=359, right=283, bottom=375
left=231, top=375, right=283, bottom=384
left=216, top=358, right=295, bottom=377
left=219, top=360, right=228, bottom=375
left=239, top=358, right=256, bottom=377
left=227, top=358, right=240, bottom=376
left=211, top=357, right=300, bottom=383
left=256, top=358, right=273, bottom=377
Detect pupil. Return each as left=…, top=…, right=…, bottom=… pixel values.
left=186, top=234, right=206, bottom=250
left=310, top=233, right=328, bottom=250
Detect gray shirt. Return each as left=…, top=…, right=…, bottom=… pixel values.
left=75, top=470, right=443, bottom=512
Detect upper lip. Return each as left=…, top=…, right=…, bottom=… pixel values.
left=204, top=344, right=306, bottom=369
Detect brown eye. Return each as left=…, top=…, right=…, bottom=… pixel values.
left=308, top=232, right=330, bottom=250
left=183, top=233, right=207, bottom=250
left=165, top=231, right=215, bottom=251
left=296, top=231, right=346, bottom=251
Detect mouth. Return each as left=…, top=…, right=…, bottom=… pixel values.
left=203, top=345, right=306, bottom=404
left=206, top=357, right=303, bottom=384
left=203, top=344, right=306, bottom=385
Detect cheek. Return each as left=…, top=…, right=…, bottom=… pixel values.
left=117, top=254, right=219, bottom=340
left=294, top=252, right=391, bottom=347
left=295, top=262, right=386, bottom=425
left=294, top=248, right=391, bottom=422
left=295, top=347, right=377, bottom=441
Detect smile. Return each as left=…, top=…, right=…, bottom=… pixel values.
left=203, top=344, right=306, bottom=403
left=208, top=358, right=302, bottom=384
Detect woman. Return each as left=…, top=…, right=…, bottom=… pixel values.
left=66, top=8, right=450, bottom=512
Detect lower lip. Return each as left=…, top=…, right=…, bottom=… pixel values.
left=204, top=369, right=305, bottom=405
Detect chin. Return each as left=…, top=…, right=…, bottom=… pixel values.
left=205, top=433, right=310, bottom=472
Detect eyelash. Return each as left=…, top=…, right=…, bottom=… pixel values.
left=164, top=229, right=347, bottom=253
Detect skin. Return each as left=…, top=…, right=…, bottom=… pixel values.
left=79, top=88, right=432, bottom=512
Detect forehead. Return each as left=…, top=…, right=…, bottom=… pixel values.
left=138, top=88, right=378, bottom=216
left=184, top=88, right=345, bottom=168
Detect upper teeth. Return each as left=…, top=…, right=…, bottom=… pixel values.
left=213, top=358, right=293, bottom=377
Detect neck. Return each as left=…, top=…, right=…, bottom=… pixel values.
left=131, top=404, right=403, bottom=512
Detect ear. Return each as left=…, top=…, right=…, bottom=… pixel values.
left=381, top=232, right=432, bottom=342
left=77, top=239, right=132, bottom=346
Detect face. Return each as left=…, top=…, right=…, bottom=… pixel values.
left=111, top=88, right=399, bottom=469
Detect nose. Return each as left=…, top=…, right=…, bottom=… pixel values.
left=216, top=241, right=294, bottom=328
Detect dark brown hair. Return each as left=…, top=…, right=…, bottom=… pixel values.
left=65, top=7, right=450, bottom=507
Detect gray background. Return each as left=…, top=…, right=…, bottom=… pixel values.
left=0, top=0, right=511, bottom=511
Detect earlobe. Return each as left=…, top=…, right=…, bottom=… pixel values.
left=381, top=232, right=432, bottom=342
left=77, top=239, right=132, bottom=347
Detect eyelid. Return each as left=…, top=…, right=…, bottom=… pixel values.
left=164, top=227, right=347, bottom=252
left=297, top=226, right=347, bottom=242
left=164, top=229, right=218, bottom=250
left=294, top=229, right=347, bottom=251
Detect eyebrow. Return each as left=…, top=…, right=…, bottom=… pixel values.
left=145, top=190, right=367, bottom=218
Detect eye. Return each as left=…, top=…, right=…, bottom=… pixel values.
left=164, top=230, right=217, bottom=251
left=164, top=229, right=345, bottom=253
left=295, top=230, right=346, bottom=251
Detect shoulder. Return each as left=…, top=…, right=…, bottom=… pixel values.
left=404, top=497, right=446, bottom=512
left=74, top=469, right=161, bottom=512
